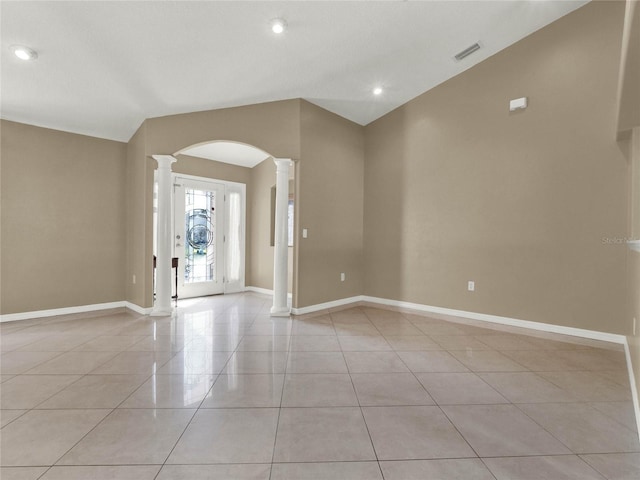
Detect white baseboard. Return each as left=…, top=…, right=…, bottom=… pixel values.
left=245, top=286, right=293, bottom=300
left=361, top=295, right=627, bottom=345
left=0, top=301, right=155, bottom=322
left=0, top=301, right=127, bottom=323
left=124, top=302, right=153, bottom=315
left=292, top=294, right=626, bottom=344
left=245, top=286, right=274, bottom=296
left=291, top=296, right=363, bottom=315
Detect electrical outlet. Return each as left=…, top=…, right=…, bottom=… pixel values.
left=340, top=272, right=346, bottom=282
left=468, top=281, right=475, bottom=292
left=132, top=274, right=136, bottom=284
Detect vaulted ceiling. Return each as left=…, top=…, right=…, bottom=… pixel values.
left=1, top=0, right=588, bottom=142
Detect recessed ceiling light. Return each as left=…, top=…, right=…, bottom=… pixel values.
left=373, top=87, right=383, bottom=96
left=10, top=45, right=38, bottom=61
left=270, top=18, right=287, bottom=34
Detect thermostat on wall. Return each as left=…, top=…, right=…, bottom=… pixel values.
left=509, top=97, right=528, bottom=111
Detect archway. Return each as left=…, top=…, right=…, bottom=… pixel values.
left=151, top=140, right=293, bottom=317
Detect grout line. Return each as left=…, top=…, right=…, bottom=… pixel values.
left=154, top=297, right=254, bottom=480
left=268, top=327, right=290, bottom=480
left=476, top=457, right=501, bottom=480
left=362, top=308, right=496, bottom=464
left=510, top=401, right=582, bottom=454
left=336, top=309, right=384, bottom=478
left=2, top=296, right=637, bottom=475
left=46, top=407, right=118, bottom=467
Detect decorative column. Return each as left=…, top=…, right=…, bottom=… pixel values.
left=271, top=158, right=293, bottom=316
left=151, top=155, right=177, bottom=317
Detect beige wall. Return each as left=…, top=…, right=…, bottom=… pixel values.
left=617, top=0, right=640, bottom=133
left=297, top=101, right=365, bottom=307
left=364, top=1, right=630, bottom=334
left=145, top=100, right=301, bottom=158
left=248, top=158, right=276, bottom=291
left=1, top=120, right=127, bottom=314
left=246, top=158, right=295, bottom=293
left=127, top=100, right=302, bottom=308
left=125, top=122, right=149, bottom=307
left=174, top=154, right=252, bottom=185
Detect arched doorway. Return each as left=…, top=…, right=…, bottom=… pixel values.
left=151, top=141, right=294, bottom=317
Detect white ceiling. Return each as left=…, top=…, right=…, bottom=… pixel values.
left=1, top=0, right=588, bottom=142
left=179, top=141, right=271, bottom=168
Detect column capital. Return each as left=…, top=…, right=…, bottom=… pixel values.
left=273, top=158, right=293, bottom=171
left=152, top=155, right=177, bottom=170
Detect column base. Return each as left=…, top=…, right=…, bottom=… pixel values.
left=270, top=306, right=291, bottom=317
left=150, top=306, right=176, bottom=317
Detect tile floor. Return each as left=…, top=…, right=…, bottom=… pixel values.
left=1, top=293, right=639, bottom=479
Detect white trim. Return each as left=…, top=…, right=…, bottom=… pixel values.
left=623, top=339, right=640, bottom=441
left=0, top=301, right=127, bottom=323
left=245, top=286, right=293, bottom=300
left=172, top=172, right=247, bottom=189
left=270, top=306, right=291, bottom=317
left=245, top=286, right=275, bottom=296
left=0, top=301, right=157, bottom=322
left=361, top=295, right=627, bottom=344
left=124, top=302, right=153, bottom=315
left=291, top=296, right=363, bottom=316
left=291, top=294, right=626, bottom=344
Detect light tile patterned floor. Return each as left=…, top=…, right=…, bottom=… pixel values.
left=1, top=293, right=639, bottom=479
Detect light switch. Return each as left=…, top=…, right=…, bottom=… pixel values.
left=509, top=97, right=528, bottom=111
left=302, top=228, right=308, bottom=239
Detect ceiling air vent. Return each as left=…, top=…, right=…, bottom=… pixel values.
left=454, top=42, right=481, bottom=61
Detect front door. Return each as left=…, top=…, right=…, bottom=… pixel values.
left=174, top=178, right=225, bottom=298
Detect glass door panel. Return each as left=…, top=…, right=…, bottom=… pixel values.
left=174, top=179, right=225, bottom=298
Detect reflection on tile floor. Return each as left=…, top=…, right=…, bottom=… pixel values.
left=1, top=293, right=638, bottom=479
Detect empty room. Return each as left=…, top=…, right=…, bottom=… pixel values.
left=1, top=1, right=639, bottom=479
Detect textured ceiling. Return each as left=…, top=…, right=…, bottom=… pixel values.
left=1, top=0, right=588, bottom=142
